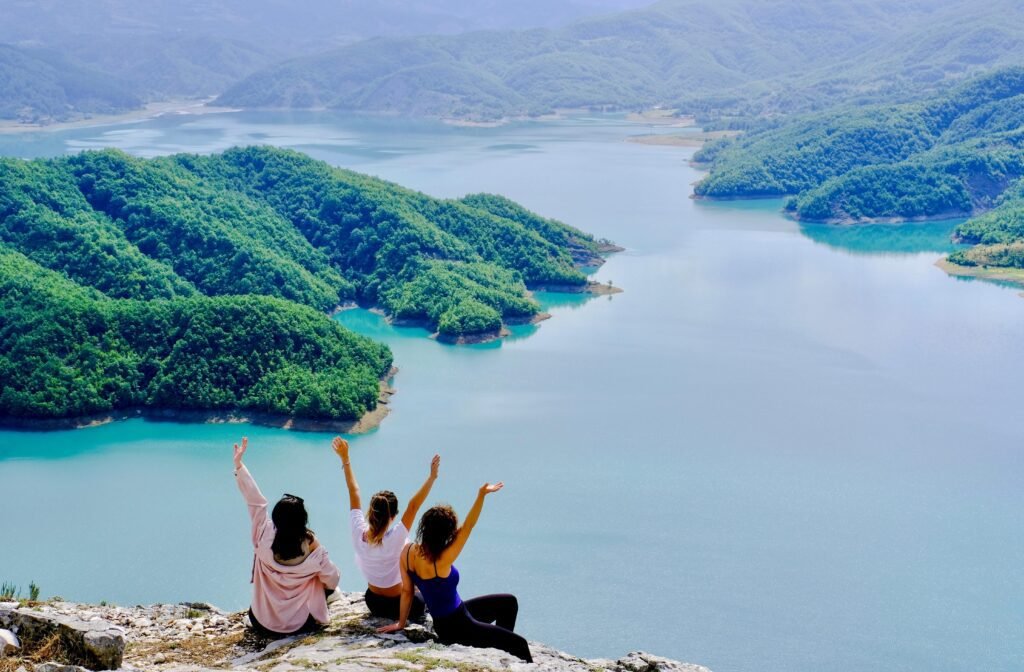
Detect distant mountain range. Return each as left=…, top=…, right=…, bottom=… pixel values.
left=2, top=0, right=1024, bottom=123
left=0, top=0, right=649, bottom=122
left=218, top=0, right=1024, bottom=121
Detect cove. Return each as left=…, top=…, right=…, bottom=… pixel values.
left=1, top=112, right=1023, bottom=672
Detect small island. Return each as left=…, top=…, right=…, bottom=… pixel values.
left=0, top=147, right=619, bottom=428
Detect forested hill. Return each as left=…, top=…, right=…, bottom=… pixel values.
left=692, top=68, right=1024, bottom=272
left=0, top=45, right=140, bottom=123
left=216, top=0, right=1024, bottom=121
left=0, top=147, right=609, bottom=422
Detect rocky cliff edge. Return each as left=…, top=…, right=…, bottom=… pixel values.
left=0, top=593, right=710, bottom=672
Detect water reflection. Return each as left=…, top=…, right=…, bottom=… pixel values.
left=799, top=219, right=967, bottom=256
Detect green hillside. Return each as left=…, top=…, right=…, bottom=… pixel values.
left=694, top=68, right=1024, bottom=272
left=0, top=45, right=140, bottom=122
left=0, top=147, right=609, bottom=421
left=0, top=245, right=391, bottom=422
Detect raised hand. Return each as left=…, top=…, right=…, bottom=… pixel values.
left=479, top=482, right=504, bottom=496
left=332, top=436, right=349, bottom=462
left=429, top=454, right=441, bottom=479
left=233, top=437, right=248, bottom=470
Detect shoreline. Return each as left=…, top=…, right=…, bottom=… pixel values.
left=627, top=130, right=739, bottom=147
left=0, top=372, right=397, bottom=434
left=0, top=101, right=704, bottom=135
left=936, top=258, right=1024, bottom=288
left=0, top=98, right=241, bottom=134
left=791, top=209, right=972, bottom=226
left=529, top=280, right=624, bottom=295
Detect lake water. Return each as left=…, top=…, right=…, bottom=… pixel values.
left=1, top=112, right=1022, bottom=672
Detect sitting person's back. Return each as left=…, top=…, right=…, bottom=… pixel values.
left=234, top=437, right=340, bottom=636
left=378, top=484, right=533, bottom=663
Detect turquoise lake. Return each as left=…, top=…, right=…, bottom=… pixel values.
left=1, top=112, right=1022, bottom=672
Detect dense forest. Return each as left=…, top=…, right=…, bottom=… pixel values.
left=0, top=246, right=392, bottom=422
left=0, top=147, right=608, bottom=421
left=694, top=68, right=1024, bottom=271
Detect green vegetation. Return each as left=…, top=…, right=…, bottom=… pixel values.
left=696, top=68, right=1024, bottom=271
left=948, top=179, right=1024, bottom=268
left=0, top=45, right=139, bottom=123
left=0, top=580, right=40, bottom=601
left=0, top=147, right=608, bottom=422
left=167, top=147, right=600, bottom=322
left=0, top=246, right=391, bottom=421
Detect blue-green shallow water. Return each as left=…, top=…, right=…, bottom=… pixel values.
left=1, top=111, right=1023, bottom=672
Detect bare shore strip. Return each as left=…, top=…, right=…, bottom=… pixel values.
left=0, top=98, right=240, bottom=134
left=936, top=258, right=1024, bottom=291
left=627, top=130, right=740, bottom=148
left=0, top=373, right=397, bottom=435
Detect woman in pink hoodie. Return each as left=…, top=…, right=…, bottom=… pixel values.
left=234, top=437, right=341, bottom=637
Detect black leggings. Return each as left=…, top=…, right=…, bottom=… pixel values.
left=247, top=608, right=322, bottom=638
left=432, top=594, right=532, bottom=663
left=364, top=588, right=426, bottom=622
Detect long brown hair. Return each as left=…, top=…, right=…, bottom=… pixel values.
left=416, top=504, right=458, bottom=562
left=366, top=490, right=399, bottom=545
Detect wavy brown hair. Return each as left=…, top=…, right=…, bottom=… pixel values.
left=366, top=490, right=399, bottom=545
left=416, top=504, right=459, bottom=562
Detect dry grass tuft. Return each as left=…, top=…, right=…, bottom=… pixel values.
left=27, top=633, right=67, bottom=664
left=126, top=631, right=245, bottom=669
left=0, top=656, right=28, bottom=672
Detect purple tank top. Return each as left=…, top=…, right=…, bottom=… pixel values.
left=409, top=560, right=463, bottom=618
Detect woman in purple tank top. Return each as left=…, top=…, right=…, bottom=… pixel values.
left=377, top=482, right=532, bottom=662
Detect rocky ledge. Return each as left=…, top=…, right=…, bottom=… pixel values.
left=0, top=594, right=709, bottom=672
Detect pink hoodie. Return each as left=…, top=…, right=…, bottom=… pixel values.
left=236, top=465, right=341, bottom=634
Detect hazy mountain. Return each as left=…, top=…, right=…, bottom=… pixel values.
left=0, top=0, right=652, bottom=121
left=682, top=0, right=1024, bottom=122
left=219, top=0, right=1016, bottom=120
left=0, top=45, right=140, bottom=123
left=0, top=1, right=654, bottom=54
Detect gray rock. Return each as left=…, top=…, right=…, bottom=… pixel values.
left=35, top=663, right=94, bottom=672
left=0, top=605, right=125, bottom=670
left=4, top=594, right=710, bottom=672
left=611, top=652, right=711, bottom=672
left=1, top=627, right=20, bottom=655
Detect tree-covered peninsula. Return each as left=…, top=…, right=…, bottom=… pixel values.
left=0, top=147, right=610, bottom=423
left=693, top=68, right=1024, bottom=274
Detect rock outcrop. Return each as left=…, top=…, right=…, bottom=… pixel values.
left=0, top=603, right=125, bottom=670
left=0, top=594, right=710, bottom=672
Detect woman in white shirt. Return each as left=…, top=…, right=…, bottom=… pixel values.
left=333, top=436, right=439, bottom=620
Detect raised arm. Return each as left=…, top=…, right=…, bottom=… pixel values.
left=401, top=454, right=440, bottom=531
left=332, top=436, right=361, bottom=510
left=440, top=482, right=503, bottom=565
left=233, top=437, right=270, bottom=547
left=378, top=543, right=416, bottom=633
